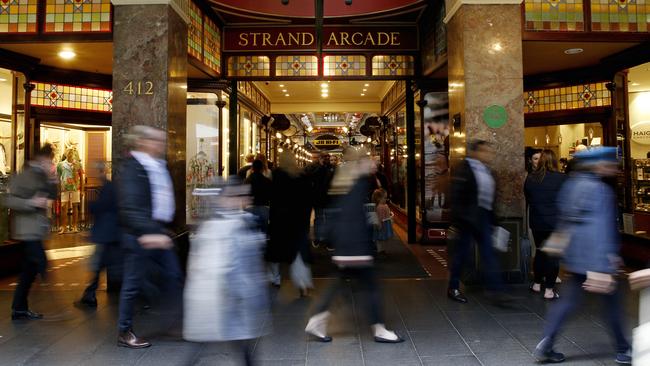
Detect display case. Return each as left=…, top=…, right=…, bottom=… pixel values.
left=633, top=158, right=650, bottom=212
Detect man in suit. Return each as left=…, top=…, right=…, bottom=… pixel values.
left=116, top=125, right=182, bottom=348
left=447, top=140, right=505, bottom=303
left=5, top=144, right=58, bottom=320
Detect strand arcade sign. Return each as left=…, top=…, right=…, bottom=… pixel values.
left=223, top=25, right=419, bottom=52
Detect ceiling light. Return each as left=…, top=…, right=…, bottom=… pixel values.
left=58, top=50, right=76, bottom=59
left=279, top=84, right=285, bottom=87
left=631, top=82, right=640, bottom=86
left=307, top=126, right=313, bottom=132
left=321, top=93, right=328, bottom=98
left=360, top=93, right=365, bottom=96
left=362, top=88, right=367, bottom=92
left=276, top=132, right=282, bottom=139
left=282, top=89, right=287, bottom=92
left=364, top=83, right=369, bottom=87
left=0, top=78, right=6, bottom=82
left=320, top=83, right=328, bottom=88
left=564, top=48, right=584, bottom=55
left=180, top=85, right=187, bottom=89
left=285, top=94, right=290, bottom=97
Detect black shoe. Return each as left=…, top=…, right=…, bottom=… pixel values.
left=11, top=310, right=43, bottom=320
left=534, top=338, right=565, bottom=363
left=117, top=329, right=151, bottom=349
left=77, top=296, right=97, bottom=308
left=447, top=289, right=468, bottom=303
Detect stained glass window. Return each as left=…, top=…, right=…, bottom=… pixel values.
left=227, top=56, right=270, bottom=77
left=524, top=0, right=585, bottom=31
left=188, top=2, right=202, bottom=60
left=0, top=0, right=37, bottom=33
left=31, top=82, right=112, bottom=113
left=591, top=0, right=650, bottom=32
left=275, top=55, right=318, bottom=77
left=203, top=17, right=221, bottom=74
left=434, top=2, right=447, bottom=57
left=372, top=55, right=415, bottom=76
left=323, top=55, right=366, bottom=76
left=44, top=0, right=111, bottom=33
left=524, top=83, right=611, bottom=113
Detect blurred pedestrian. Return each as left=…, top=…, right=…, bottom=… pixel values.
left=238, top=154, right=255, bottom=181
left=77, top=162, right=121, bottom=308
left=447, top=140, right=507, bottom=304
left=245, top=159, right=272, bottom=233
left=309, top=152, right=335, bottom=249
left=116, top=125, right=183, bottom=349
left=372, top=188, right=393, bottom=255
left=5, top=144, right=57, bottom=320
left=524, top=150, right=565, bottom=300
left=305, top=147, right=403, bottom=344
left=266, top=151, right=313, bottom=296
left=184, top=182, right=269, bottom=366
left=534, top=147, right=631, bottom=364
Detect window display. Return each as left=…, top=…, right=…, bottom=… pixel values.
left=423, top=92, right=450, bottom=224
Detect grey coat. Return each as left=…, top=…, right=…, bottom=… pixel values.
left=4, top=164, right=57, bottom=241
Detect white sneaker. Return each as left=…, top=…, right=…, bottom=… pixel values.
left=305, top=311, right=332, bottom=342
left=372, top=323, right=404, bottom=343
left=556, top=277, right=562, bottom=284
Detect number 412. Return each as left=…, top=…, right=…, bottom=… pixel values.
left=123, top=81, right=154, bottom=95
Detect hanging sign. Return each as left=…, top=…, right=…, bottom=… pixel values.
left=631, top=121, right=650, bottom=145
left=313, top=134, right=341, bottom=150
left=223, top=25, right=418, bottom=52
left=483, top=105, right=508, bottom=129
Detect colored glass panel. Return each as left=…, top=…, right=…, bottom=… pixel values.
left=372, top=55, right=415, bottom=76
left=227, top=56, right=270, bottom=77
left=323, top=55, right=366, bottom=76
left=524, top=0, right=585, bottom=31
left=524, top=83, right=611, bottom=113
left=591, top=0, right=649, bottom=32
left=203, top=17, right=221, bottom=74
left=31, top=82, right=112, bottom=112
left=45, top=0, right=111, bottom=33
left=434, top=2, right=447, bottom=57
left=0, top=0, right=38, bottom=33
left=275, top=55, right=318, bottom=77
left=188, top=1, right=202, bottom=60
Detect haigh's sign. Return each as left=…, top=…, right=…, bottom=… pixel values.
left=224, top=26, right=418, bottom=52
left=632, top=121, right=650, bottom=145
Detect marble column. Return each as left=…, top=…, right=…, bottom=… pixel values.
left=112, top=2, right=188, bottom=228
left=446, top=3, right=525, bottom=219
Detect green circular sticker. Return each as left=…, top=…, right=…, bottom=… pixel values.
left=483, top=105, right=508, bottom=129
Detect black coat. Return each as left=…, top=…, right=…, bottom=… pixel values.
left=330, top=175, right=374, bottom=258
left=524, top=171, right=566, bottom=232
left=245, top=171, right=272, bottom=206
left=117, top=155, right=170, bottom=240
left=450, top=159, right=496, bottom=231
left=90, top=178, right=120, bottom=244
left=311, top=164, right=335, bottom=208
left=266, top=168, right=311, bottom=263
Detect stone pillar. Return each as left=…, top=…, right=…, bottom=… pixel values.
left=446, top=1, right=525, bottom=219
left=111, top=1, right=188, bottom=229
left=23, top=81, right=34, bottom=160
left=228, top=80, right=238, bottom=177
left=405, top=80, right=417, bottom=243
left=216, top=100, right=227, bottom=176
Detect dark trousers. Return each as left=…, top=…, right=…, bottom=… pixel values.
left=313, top=266, right=383, bottom=325
left=12, top=240, right=47, bottom=311
left=314, top=208, right=327, bottom=243
left=532, top=230, right=560, bottom=289
left=83, top=242, right=121, bottom=299
left=448, top=208, right=503, bottom=291
left=542, top=273, right=630, bottom=353
left=118, top=235, right=183, bottom=332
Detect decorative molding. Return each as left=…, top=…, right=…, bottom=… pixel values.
left=444, top=0, right=523, bottom=23
left=110, top=0, right=190, bottom=24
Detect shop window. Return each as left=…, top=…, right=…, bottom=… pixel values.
left=227, top=56, right=270, bottom=77
left=524, top=0, right=585, bottom=31
left=423, top=92, right=450, bottom=224
left=44, top=0, right=111, bottom=33
left=591, top=0, right=650, bottom=32
left=203, top=17, right=221, bottom=74
left=0, top=0, right=37, bottom=33
left=371, top=55, right=415, bottom=76
left=275, top=55, right=319, bottom=77
left=323, top=55, right=366, bottom=76
left=31, top=82, right=112, bottom=113
left=188, top=1, right=203, bottom=60
left=524, top=83, right=611, bottom=114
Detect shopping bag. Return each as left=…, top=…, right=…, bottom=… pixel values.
left=492, top=226, right=510, bottom=252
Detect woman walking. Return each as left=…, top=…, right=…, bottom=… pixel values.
left=524, top=149, right=566, bottom=300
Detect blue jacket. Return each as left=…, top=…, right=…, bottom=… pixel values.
left=559, top=172, right=619, bottom=274
left=89, top=178, right=120, bottom=244
left=524, top=171, right=566, bottom=232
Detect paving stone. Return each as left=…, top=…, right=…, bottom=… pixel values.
left=421, top=355, right=482, bottom=366
left=410, top=331, right=472, bottom=357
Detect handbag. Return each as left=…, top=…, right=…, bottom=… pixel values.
left=492, top=226, right=510, bottom=253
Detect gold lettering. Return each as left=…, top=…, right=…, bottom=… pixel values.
left=302, top=32, right=314, bottom=46
left=251, top=32, right=260, bottom=46
left=377, top=32, right=390, bottom=46
left=238, top=33, right=249, bottom=47
left=275, top=33, right=286, bottom=46
left=365, top=32, right=376, bottom=45
left=351, top=32, right=363, bottom=45
left=391, top=32, right=400, bottom=46
left=144, top=81, right=154, bottom=95
left=340, top=32, right=351, bottom=46
left=289, top=32, right=300, bottom=45
left=123, top=81, right=134, bottom=95
left=327, top=32, right=339, bottom=46
left=262, top=33, right=271, bottom=46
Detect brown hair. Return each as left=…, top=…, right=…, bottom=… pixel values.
left=372, top=188, right=387, bottom=205
left=533, top=149, right=559, bottom=182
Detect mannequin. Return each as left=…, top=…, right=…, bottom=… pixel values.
left=57, top=147, right=84, bottom=233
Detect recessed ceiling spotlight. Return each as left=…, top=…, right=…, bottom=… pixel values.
left=58, top=50, right=76, bottom=59
left=564, top=48, right=584, bottom=55
left=285, top=94, right=290, bottom=97
left=282, top=89, right=287, bottom=92
left=320, top=83, right=328, bottom=88
left=362, top=88, right=367, bottom=92
left=631, top=82, right=640, bottom=86
left=279, top=84, right=285, bottom=87
left=364, top=83, right=369, bottom=87
left=321, top=93, right=328, bottom=98
left=0, top=78, right=6, bottom=82
left=360, top=93, right=365, bottom=96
